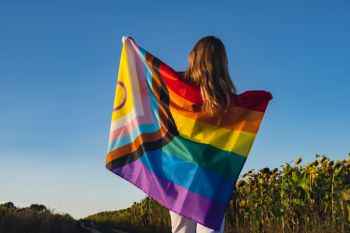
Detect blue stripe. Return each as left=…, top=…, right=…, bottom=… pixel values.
left=138, top=148, right=234, bottom=204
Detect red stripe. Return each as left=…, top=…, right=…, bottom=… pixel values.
left=158, top=60, right=272, bottom=112
left=159, top=63, right=203, bottom=103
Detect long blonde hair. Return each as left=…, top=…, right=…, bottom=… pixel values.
left=184, top=36, right=237, bottom=116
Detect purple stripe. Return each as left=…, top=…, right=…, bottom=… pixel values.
left=113, top=81, right=127, bottom=111
left=112, top=159, right=226, bottom=231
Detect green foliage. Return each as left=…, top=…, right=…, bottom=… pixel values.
left=227, top=154, right=350, bottom=233
left=86, top=198, right=171, bottom=233
left=0, top=202, right=84, bottom=233
left=86, top=154, right=350, bottom=233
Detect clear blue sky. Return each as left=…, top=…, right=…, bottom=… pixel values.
left=1, top=0, right=349, bottom=219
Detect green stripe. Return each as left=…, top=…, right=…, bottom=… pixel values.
left=162, top=136, right=246, bottom=180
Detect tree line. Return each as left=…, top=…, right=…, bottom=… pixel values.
left=86, top=154, right=350, bottom=233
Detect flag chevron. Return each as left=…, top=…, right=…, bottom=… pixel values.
left=106, top=36, right=273, bottom=231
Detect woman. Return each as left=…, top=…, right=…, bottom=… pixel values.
left=170, top=36, right=237, bottom=233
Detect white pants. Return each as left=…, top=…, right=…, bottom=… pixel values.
left=169, top=210, right=225, bottom=233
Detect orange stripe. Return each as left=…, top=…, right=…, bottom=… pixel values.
left=167, top=87, right=264, bottom=134
left=106, top=128, right=168, bottom=164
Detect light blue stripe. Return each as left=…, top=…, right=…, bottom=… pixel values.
left=108, top=122, right=160, bottom=152
left=137, top=46, right=146, bottom=60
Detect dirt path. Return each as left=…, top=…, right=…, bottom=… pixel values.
left=109, top=229, right=128, bottom=233
left=80, top=222, right=128, bottom=233
left=80, top=222, right=102, bottom=233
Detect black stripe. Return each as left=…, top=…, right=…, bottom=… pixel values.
left=151, top=57, right=178, bottom=133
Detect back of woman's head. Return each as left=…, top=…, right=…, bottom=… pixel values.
left=184, top=36, right=237, bottom=116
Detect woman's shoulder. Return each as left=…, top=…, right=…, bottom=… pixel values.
left=176, top=71, right=185, bottom=76
left=176, top=71, right=199, bottom=86
left=176, top=71, right=186, bottom=81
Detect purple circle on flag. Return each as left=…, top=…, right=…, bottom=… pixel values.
left=113, top=81, right=127, bottom=111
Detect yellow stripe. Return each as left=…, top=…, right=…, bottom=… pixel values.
left=171, top=109, right=256, bottom=157
left=112, top=40, right=135, bottom=121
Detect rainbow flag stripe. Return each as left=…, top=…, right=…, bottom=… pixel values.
left=106, top=36, right=272, bottom=230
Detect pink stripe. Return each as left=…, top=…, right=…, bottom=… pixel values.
left=109, top=115, right=153, bottom=141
